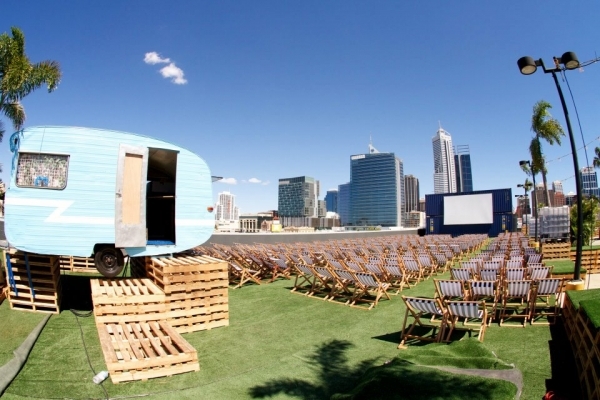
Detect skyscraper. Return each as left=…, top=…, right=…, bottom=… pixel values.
left=432, top=127, right=457, bottom=194
left=325, top=189, right=338, bottom=213
left=348, top=143, right=404, bottom=227
left=454, top=145, right=473, bottom=192
left=278, top=176, right=319, bottom=218
left=215, top=191, right=239, bottom=221
left=338, top=183, right=350, bottom=226
left=580, top=167, right=600, bottom=198
left=404, top=175, right=419, bottom=213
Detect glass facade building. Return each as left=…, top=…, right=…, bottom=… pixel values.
left=338, top=183, right=351, bottom=226
left=454, top=145, right=473, bottom=193
left=348, top=152, right=404, bottom=227
left=580, top=167, right=600, bottom=198
left=278, top=176, right=319, bottom=218
left=325, top=189, right=338, bottom=213
left=432, top=128, right=456, bottom=194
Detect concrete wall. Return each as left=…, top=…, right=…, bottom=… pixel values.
left=203, top=228, right=419, bottom=247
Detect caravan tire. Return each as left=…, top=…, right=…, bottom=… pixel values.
left=95, top=247, right=125, bottom=278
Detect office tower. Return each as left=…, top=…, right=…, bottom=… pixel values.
left=215, top=191, right=238, bottom=221
left=278, top=176, right=319, bottom=218
left=404, top=175, right=419, bottom=213
left=432, top=127, right=457, bottom=194
left=552, top=180, right=563, bottom=194
left=580, top=167, right=600, bottom=198
left=349, top=143, right=404, bottom=227
left=419, top=198, right=426, bottom=212
left=325, top=189, right=338, bottom=213
left=338, top=183, right=350, bottom=226
left=454, top=145, right=473, bottom=192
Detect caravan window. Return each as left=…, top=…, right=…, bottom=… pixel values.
left=16, top=153, right=69, bottom=189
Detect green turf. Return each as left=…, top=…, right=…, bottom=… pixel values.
left=0, top=302, right=46, bottom=366
left=544, top=259, right=587, bottom=275
left=567, top=289, right=600, bottom=329
left=0, top=270, right=561, bottom=400
left=330, top=358, right=517, bottom=400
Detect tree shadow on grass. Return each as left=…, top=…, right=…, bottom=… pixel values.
left=248, top=339, right=378, bottom=399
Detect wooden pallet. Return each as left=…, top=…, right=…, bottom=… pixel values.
left=570, top=250, right=600, bottom=274
left=91, top=278, right=166, bottom=323
left=60, top=256, right=97, bottom=273
left=144, top=255, right=228, bottom=294
left=96, top=320, right=199, bottom=383
left=164, top=289, right=230, bottom=333
left=541, top=243, right=571, bottom=260
left=5, top=251, right=61, bottom=314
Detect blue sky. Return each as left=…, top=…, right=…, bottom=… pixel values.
left=3, top=2, right=600, bottom=213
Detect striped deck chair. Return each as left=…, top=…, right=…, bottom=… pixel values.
left=499, top=280, right=533, bottom=327
left=402, top=257, right=423, bottom=285
left=505, top=259, right=524, bottom=269
left=469, top=281, right=499, bottom=324
left=450, top=267, right=474, bottom=283
left=530, top=278, right=564, bottom=325
left=482, top=260, right=503, bottom=273
left=291, top=264, right=318, bottom=295
left=344, top=271, right=391, bottom=310
left=528, top=265, right=552, bottom=280
left=460, top=260, right=481, bottom=276
left=434, top=279, right=467, bottom=302
left=417, top=254, right=437, bottom=278
left=479, top=268, right=499, bottom=282
left=399, top=296, right=448, bottom=349
left=312, top=266, right=339, bottom=301
left=527, top=253, right=543, bottom=264
left=270, top=258, right=292, bottom=281
left=325, top=268, right=355, bottom=304
left=381, top=264, right=407, bottom=294
left=364, top=262, right=386, bottom=280
left=504, top=267, right=525, bottom=282
left=445, top=301, right=487, bottom=342
left=432, top=252, right=451, bottom=272
left=228, top=261, right=262, bottom=289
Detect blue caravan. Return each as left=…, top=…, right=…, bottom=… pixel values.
left=5, top=126, right=214, bottom=277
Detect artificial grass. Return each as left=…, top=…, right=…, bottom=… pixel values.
left=330, top=358, right=517, bottom=400
left=544, top=258, right=587, bottom=275
left=0, top=270, right=558, bottom=400
left=0, top=302, right=46, bottom=366
left=567, top=288, right=600, bottom=329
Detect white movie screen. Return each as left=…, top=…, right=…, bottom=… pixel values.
left=443, top=193, right=493, bottom=225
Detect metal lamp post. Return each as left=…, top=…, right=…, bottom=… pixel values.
left=517, top=52, right=584, bottom=284
left=519, top=161, right=538, bottom=243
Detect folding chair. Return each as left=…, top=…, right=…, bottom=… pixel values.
left=479, top=268, right=500, bottom=282
left=445, top=301, right=487, bottom=342
left=499, top=280, right=533, bottom=327
left=530, top=278, right=564, bottom=325
left=528, top=265, right=552, bottom=280
left=228, top=261, right=262, bottom=289
left=505, top=259, right=524, bottom=269
left=468, top=280, right=499, bottom=325
left=381, top=264, right=407, bottom=294
left=417, top=254, right=437, bottom=278
left=434, top=279, right=468, bottom=301
left=291, top=264, right=317, bottom=295
left=312, top=266, right=339, bottom=301
left=450, top=267, right=474, bottom=283
left=504, top=267, right=525, bottom=282
left=402, top=257, right=423, bottom=286
left=341, top=271, right=390, bottom=310
left=398, top=296, right=448, bottom=349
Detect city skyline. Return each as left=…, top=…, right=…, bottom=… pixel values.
left=3, top=2, right=600, bottom=214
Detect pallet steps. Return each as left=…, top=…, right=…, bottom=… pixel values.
left=96, top=320, right=199, bottom=383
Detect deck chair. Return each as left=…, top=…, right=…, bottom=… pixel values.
left=479, top=268, right=500, bottom=282
left=364, top=262, right=386, bottom=280
left=269, top=258, right=292, bottom=281
left=381, top=263, right=407, bottom=294
left=344, top=260, right=364, bottom=272
left=417, top=254, right=437, bottom=278
left=468, top=280, right=499, bottom=324
left=402, top=257, right=423, bottom=285
left=528, top=265, right=552, bottom=280
left=325, top=268, right=356, bottom=304
left=291, top=264, right=317, bottom=295
left=527, top=253, right=543, bottom=264
left=450, top=267, right=474, bottom=283
left=445, top=301, right=487, bottom=342
left=399, top=296, right=448, bottom=349
left=346, top=271, right=391, bottom=310
left=460, top=260, right=481, bottom=276
left=499, top=280, right=533, bottom=327
left=530, top=278, right=564, bottom=325
left=434, top=279, right=468, bottom=301
left=228, top=261, right=262, bottom=289
left=312, top=266, right=339, bottom=300
left=505, top=259, right=524, bottom=269
left=504, top=267, right=525, bottom=282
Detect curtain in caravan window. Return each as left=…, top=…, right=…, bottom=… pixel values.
left=16, top=153, right=69, bottom=189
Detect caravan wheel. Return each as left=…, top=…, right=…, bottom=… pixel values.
left=94, top=247, right=124, bottom=278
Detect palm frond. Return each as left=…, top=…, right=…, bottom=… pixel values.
left=2, top=101, right=25, bottom=131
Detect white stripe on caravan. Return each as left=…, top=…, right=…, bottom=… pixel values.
left=5, top=198, right=113, bottom=224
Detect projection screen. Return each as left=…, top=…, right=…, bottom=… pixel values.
left=443, top=193, right=493, bottom=225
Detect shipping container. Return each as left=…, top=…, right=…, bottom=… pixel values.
left=426, top=212, right=513, bottom=237
left=425, top=188, right=513, bottom=217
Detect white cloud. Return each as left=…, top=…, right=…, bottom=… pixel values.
left=160, top=63, right=187, bottom=85
left=248, top=178, right=262, bottom=184
left=144, top=52, right=170, bottom=65
left=219, top=178, right=237, bottom=185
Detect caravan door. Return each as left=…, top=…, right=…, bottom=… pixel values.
left=115, top=144, right=148, bottom=247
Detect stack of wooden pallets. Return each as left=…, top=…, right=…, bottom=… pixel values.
left=59, top=256, right=97, bottom=273
left=132, top=255, right=229, bottom=333
left=541, top=242, right=571, bottom=259
left=4, top=250, right=61, bottom=314
left=90, top=277, right=200, bottom=383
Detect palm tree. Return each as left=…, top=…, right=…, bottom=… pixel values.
left=0, top=26, right=61, bottom=142
left=528, top=100, right=565, bottom=207
left=593, top=146, right=600, bottom=169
